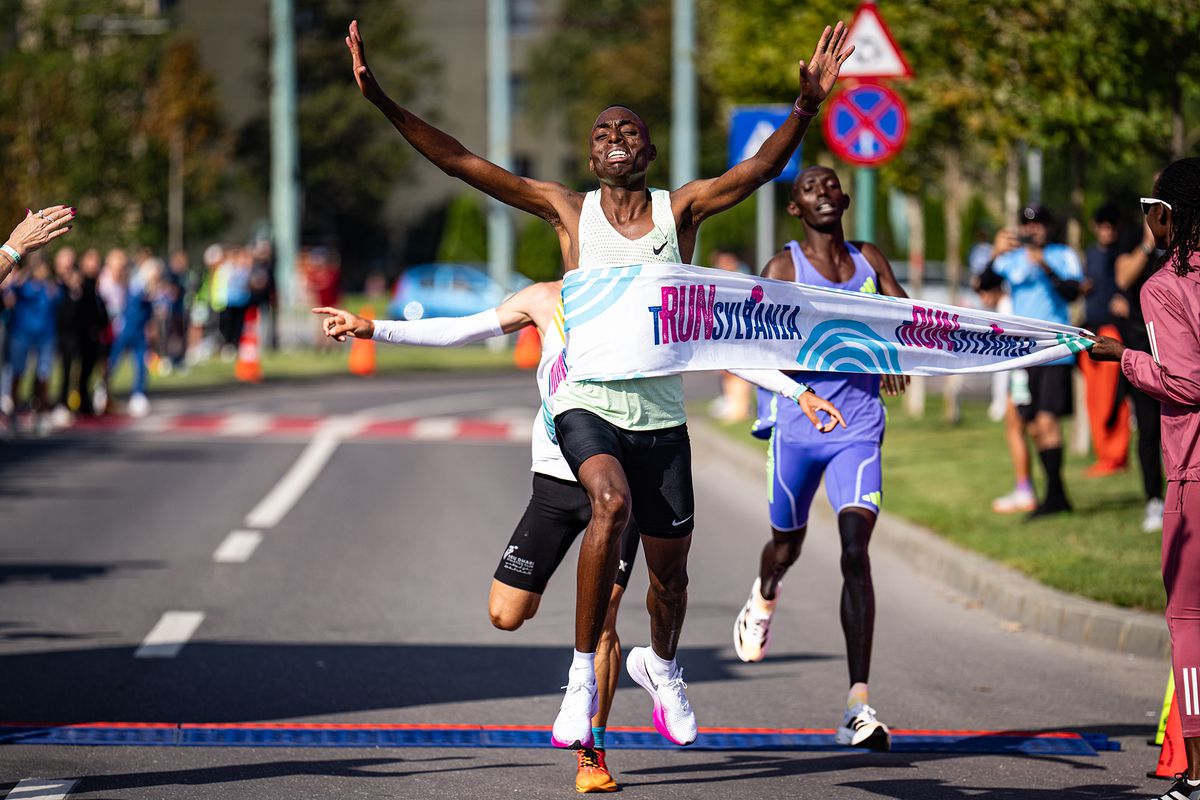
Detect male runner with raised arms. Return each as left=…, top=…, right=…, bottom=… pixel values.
left=345, top=18, right=853, bottom=749
left=732, top=166, right=908, bottom=751
left=314, top=288, right=844, bottom=791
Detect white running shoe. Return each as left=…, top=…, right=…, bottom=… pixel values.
left=626, top=646, right=697, bottom=746
left=1143, top=498, right=1165, bottom=533
left=733, top=578, right=776, bottom=663
left=50, top=405, right=73, bottom=429
left=991, top=486, right=1036, bottom=514
left=836, top=703, right=891, bottom=751
left=128, top=392, right=150, bottom=419
left=551, top=680, right=597, bottom=749
left=93, top=383, right=108, bottom=416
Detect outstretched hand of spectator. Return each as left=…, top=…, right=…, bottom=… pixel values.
left=312, top=306, right=374, bottom=342
left=6, top=206, right=75, bottom=259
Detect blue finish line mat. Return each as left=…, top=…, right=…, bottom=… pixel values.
left=0, top=723, right=1116, bottom=755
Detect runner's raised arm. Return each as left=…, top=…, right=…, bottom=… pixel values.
left=671, top=22, right=853, bottom=228
left=346, top=20, right=574, bottom=223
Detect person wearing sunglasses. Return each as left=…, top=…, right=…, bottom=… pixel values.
left=1089, top=157, right=1200, bottom=800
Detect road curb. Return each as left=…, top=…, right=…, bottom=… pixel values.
left=690, top=417, right=1169, bottom=661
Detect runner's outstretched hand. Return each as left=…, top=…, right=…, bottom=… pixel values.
left=312, top=306, right=374, bottom=342
left=346, top=20, right=384, bottom=104
left=797, top=21, right=855, bottom=112
left=881, top=374, right=909, bottom=396
left=797, top=390, right=847, bottom=434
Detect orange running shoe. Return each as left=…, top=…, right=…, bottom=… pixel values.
left=575, top=747, right=618, bottom=793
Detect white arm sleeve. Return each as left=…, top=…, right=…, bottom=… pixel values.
left=729, top=369, right=809, bottom=401
left=371, top=309, right=505, bottom=347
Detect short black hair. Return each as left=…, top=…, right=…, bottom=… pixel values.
left=1092, top=202, right=1122, bottom=227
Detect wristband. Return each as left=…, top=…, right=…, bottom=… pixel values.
left=1140, top=243, right=1156, bottom=256
left=0, top=244, right=21, bottom=264
left=792, top=100, right=818, bottom=119
left=789, top=384, right=812, bottom=402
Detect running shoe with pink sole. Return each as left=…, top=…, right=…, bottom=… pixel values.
left=626, top=646, right=697, bottom=746
left=551, top=680, right=597, bottom=749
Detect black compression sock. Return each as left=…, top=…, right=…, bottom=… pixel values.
left=1037, top=447, right=1070, bottom=509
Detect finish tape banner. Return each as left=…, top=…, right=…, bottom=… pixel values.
left=561, top=263, right=1092, bottom=381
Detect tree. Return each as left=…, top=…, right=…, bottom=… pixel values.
left=528, top=0, right=727, bottom=186
left=0, top=1, right=228, bottom=250
left=436, top=194, right=488, bottom=264
left=237, top=0, right=436, bottom=283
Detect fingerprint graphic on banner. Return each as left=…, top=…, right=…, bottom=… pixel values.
left=796, top=320, right=903, bottom=374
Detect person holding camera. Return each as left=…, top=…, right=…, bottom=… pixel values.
left=976, top=203, right=1083, bottom=519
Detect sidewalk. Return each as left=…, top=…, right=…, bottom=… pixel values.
left=690, top=417, right=1169, bottom=661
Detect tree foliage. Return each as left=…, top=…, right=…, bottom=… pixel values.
left=237, top=0, right=435, bottom=280
left=0, top=1, right=229, bottom=249
left=702, top=0, right=1199, bottom=255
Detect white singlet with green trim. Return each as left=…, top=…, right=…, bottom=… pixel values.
left=553, top=188, right=687, bottom=431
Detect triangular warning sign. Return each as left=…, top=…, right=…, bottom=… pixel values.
left=840, top=3, right=913, bottom=80
left=741, top=120, right=776, bottom=162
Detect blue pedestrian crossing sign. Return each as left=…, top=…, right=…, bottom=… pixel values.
left=728, top=106, right=802, bottom=183
left=823, top=84, right=909, bottom=166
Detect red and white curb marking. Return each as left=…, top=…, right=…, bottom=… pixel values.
left=70, top=413, right=531, bottom=443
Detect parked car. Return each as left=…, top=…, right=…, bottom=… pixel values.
left=389, top=263, right=531, bottom=321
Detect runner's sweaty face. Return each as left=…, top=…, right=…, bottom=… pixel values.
left=588, top=107, right=655, bottom=187
left=789, top=167, right=849, bottom=230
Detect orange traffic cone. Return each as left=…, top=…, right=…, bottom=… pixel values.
left=235, top=306, right=264, bottom=383
left=514, top=325, right=541, bottom=370
left=349, top=306, right=377, bottom=377
left=1151, top=685, right=1189, bottom=778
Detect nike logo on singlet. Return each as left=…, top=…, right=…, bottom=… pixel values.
left=653, top=241, right=668, bottom=255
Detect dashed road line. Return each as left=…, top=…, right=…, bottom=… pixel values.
left=6, top=779, right=77, bottom=799
left=244, top=434, right=343, bottom=530
left=135, top=611, right=204, bottom=658
left=213, top=530, right=263, bottom=563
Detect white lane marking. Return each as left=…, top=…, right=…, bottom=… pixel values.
left=244, top=434, right=342, bottom=529
left=242, top=390, right=509, bottom=530
left=135, top=611, right=204, bottom=658
left=6, top=780, right=77, bottom=800
left=411, top=418, right=460, bottom=440
left=213, top=530, right=263, bottom=563
left=220, top=412, right=272, bottom=438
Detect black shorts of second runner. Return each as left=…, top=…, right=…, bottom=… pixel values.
left=1017, top=364, right=1075, bottom=423
left=554, top=408, right=695, bottom=539
left=494, top=472, right=640, bottom=594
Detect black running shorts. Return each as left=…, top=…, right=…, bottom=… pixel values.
left=1017, top=364, right=1075, bottom=422
left=494, top=472, right=640, bottom=594
left=554, top=408, right=695, bottom=539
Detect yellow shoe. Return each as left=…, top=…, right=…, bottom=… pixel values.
left=575, top=747, right=618, bottom=793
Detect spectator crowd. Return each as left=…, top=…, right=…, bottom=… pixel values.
left=0, top=239, right=277, bottom=436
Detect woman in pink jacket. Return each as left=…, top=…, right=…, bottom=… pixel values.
left=1091, top=157, right=1200, bottom=800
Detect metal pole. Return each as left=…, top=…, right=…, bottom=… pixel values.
left=855, top=167, right=877, bottom=242
left=487, top=0, right=513, bottom=296
left=1026, top=147, right=1043, bottom=204
left=755, top=182, right=774, bottom=271
left=270, top=0, right=301, bottom=334
left=672, top=0, right=698, bottom=261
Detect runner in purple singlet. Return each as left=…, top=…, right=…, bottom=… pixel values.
left=732, top=165, right=908, bottom=751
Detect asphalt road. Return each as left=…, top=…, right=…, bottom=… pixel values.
left=0, top=371, right=1171, bottom=799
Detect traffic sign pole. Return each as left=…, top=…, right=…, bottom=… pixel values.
left=756, top=181, right=775, bottom=271
left=855, top=167, right=876, bottom=242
